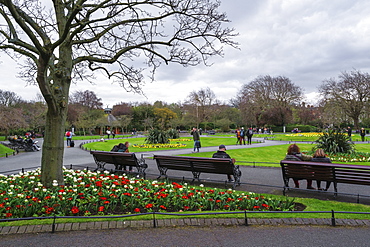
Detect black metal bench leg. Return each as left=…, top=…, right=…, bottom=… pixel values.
left=191, top=172, right=201, bottom=183
left=157, top=167, right=168, bottom=179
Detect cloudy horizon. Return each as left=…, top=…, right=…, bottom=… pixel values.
left=2, top=0, right=370, bottom=107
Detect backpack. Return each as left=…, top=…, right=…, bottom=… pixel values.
left=66, top=131, right=71, bottom=137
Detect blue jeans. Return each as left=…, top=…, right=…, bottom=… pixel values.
left=194, top=140, right=200, bottom=152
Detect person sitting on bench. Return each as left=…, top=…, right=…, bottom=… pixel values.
left=212, top=144, right=236, bottom=182
left=284, top=144, right=314, bottom=189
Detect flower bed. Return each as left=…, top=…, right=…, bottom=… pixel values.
left=0, top=168, right=296, bottom=219
left=132, top=143, right=187, bottom=148
left=132, top=138, right=191, bottom=149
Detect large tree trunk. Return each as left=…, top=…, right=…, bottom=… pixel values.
left=38, top=51, right=72, bottom=187
left=41, top=106, right=67, bottom=186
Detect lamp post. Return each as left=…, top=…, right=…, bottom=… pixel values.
left=196, top=105, right=199, bottom=129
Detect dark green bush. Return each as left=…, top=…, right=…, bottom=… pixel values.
left=145, top=129, right=169, bottom=144
left=167, top=129, right=180, bottom=139
left=315, top=129, right=354, bottom=154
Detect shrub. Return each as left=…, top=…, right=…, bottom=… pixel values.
left=315, top=129, right=354, bottom=154
left=167, top=129, right=180, bottom=139
left=145, top=129, right=170, bottom=144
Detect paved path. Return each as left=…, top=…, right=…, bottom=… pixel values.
left=1, top=135, right=370, bottom=239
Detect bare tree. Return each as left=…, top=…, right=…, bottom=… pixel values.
left=239, top=75, right=303, bottom=126
left=319, top=70, right=370, bottom=129
left=185, top=87, right=218, bottom=125
left=0, top=90, right=23, bottom=106
left=0, top=0, right=237, bottom=185
left=69, top=90, right=103, bottom=109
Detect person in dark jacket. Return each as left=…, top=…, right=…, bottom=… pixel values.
left=246, top=128, right=253, bottom=145
left=360, top=128, right=366, bottom=142
left=347, top=126, right=352, bottom=141
left=212, top=144, right=236, bottom=182
left=312, top=149, right=332, bottom=191
left=284, top=144, right=314, bottom=189
left=191, top=127, right=201, bottom=152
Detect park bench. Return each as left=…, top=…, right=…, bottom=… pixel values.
left=153, top=155, right=242, bottom=189
left=90, top=151, right=148, bottom=178
left=280, top=160, right=370, bottom=196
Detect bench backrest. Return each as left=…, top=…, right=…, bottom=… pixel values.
left=154, top=155, right=234, bottom=175
left=281, top=160, right=370, bottom=184
left=334, top=166, right=370, bottom=185
left=91, top=151, right=138, bottom=166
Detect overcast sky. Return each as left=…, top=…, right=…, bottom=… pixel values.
left=2, top=0, right=370, bottom=107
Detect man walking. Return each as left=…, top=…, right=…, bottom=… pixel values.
left=246, top=128, right=253, bottom=145
left=191, top=127, right=201, bottom=153
left=65, top=130, right=73, bottom=147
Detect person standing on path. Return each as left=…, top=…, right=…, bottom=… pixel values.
left=240, top=127, right=246, bottom=145
left=235, top=128, right=241, bottom=145
left=360, top=128, right=366, bottom=142
left=347, top=126, right=352, bottom=141
left=246, top=128, right=253, bottom=145
left=191, top=127, right=201, bottom=153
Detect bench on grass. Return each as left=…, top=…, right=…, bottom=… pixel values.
left=90, top=151, right=148, bottom=178
left=280, top=160, right=370, bottom=196
left=153, top=155, right=242, bottom=189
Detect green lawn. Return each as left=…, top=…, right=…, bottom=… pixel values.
left=266, top=132, right=368, bottom=142
left=83, top=136, right=370, bottom=166
left=181, top=143, right=370, bottom=166
left=84, top=136, right=241, bottom=152
left=0, top=145, right=15, bottom=157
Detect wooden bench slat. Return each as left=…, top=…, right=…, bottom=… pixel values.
left=154, top=155, right=242, bottom=189
left=281, top=160, right=370, bottom=195
left=90, top=151, right=147, bottom=178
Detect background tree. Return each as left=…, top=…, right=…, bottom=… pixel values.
left=67, top=90, right=103, bottom=134
left=112, top=103, right=133, bottom=117
left=132, top=103, right=155, bottom=131
left=319, top=70, right=370, bottom=130
left=69, top=90, right=103, bottom=109
left=116, top=115, right=133, bottom=134
left=154, top=107, right=178, bottom=130
left=0, top=0, right=237, bottom=185
left=0, top=90, right=23, bottom=107
left=238, top=75, right=303, bottom=127
left=0, top=106, right=28, bottom=137
left=185, top=87, right=218, bottom=127
left=20, top=101, right=47, bottom=133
